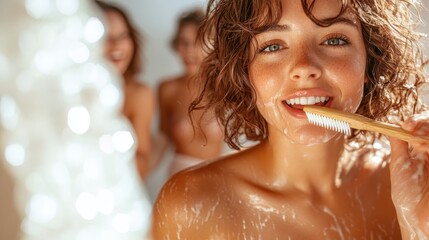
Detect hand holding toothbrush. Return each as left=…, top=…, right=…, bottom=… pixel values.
left=388, top=112, right=429, bottom=239
left=304, top=106, right=429, bottom=238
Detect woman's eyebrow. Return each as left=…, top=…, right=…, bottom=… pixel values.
left=323, top=16, right=358, bottom=29
left=265, top=24, right=291, bottom=33
left=262, top=16, right=358, bottom=34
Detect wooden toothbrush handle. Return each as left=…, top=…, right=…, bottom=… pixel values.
left=304, top=105, right=429, bottom=143
left=362, top=119, right=429, bottom=143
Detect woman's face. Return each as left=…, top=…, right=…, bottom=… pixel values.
left=175, top=23, right=204, bottom=75
left=104, top=10, right=134, bottom=75
left=249, top=0, right=367, bottom=145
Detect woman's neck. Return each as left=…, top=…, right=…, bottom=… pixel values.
left=123, top=73, right=134, bottom=85
left=178, top=72, right=198, bottom=91
left=263, top=130, right=346, bottom=195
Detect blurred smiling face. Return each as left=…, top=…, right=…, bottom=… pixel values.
left=249, top=0, right=367, bottom=145
left=104, top=10, right=134, bottom=75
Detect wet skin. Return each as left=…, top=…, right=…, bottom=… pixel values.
left=153, top=0, right=429, bottom=239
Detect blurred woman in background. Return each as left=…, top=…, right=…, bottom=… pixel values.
left=158, top=8, right=225, bottom=176
left=96, top=0, right=155, bottom=181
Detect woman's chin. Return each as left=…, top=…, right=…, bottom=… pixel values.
left=284, top=125, right=342, bottom=146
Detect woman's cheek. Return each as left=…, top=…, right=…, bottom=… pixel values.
left=251, top=65, right=284, bottom=124
left=262, top=77, right=278, bottom=92
left=342, top=83, right=364, bottom=113
left=256, top=90, right=282, bottom=127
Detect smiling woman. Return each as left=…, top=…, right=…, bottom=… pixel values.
left=95, top=0, right=155, bottom=181
left=249, top=0, right=367, bottom=145
left=152, top=0, right=429, bottom=239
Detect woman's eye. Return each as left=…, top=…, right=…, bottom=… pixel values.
left=324, top=38, right=347, bottom=46
left=261, top=44, right=281, bottom=53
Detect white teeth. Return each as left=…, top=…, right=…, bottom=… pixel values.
left=316, top=96, right=321, bottom=103
left=286, top=96, right=329, bottom=105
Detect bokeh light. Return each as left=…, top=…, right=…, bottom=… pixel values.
left=0, top=0, right=152, bottom=239
left=5, top=144, right=26, bottom=167
left=68, top=106, right=91, bottom=135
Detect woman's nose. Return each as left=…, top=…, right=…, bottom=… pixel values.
left=288, top=51, right=322, bottom=81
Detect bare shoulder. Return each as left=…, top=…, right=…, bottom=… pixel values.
left=129, top=81, right=153, bottom=97
left=152, top=152, right=247, bottom=238
left=125, top=81, right=154, bottom=106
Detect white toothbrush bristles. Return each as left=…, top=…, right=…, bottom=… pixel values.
left=305, top=112, right=352, bottom=136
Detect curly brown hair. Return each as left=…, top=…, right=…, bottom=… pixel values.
left=95, top=0, right=143, bottom=81
left=191, top=0, right=428, bottom=150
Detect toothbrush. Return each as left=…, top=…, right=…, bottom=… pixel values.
left=303, top=105, right=429, bottom=143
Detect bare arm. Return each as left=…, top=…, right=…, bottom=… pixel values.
left=150, top=81, right=175, bottom=170
left=130, top=84, right=155, bottom=181
left=158, top=81, right=172, bottom=137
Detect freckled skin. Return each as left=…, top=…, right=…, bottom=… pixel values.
left=250, top=0, right=365, bottom=146
left=153, top=0, right=429, bottom=239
